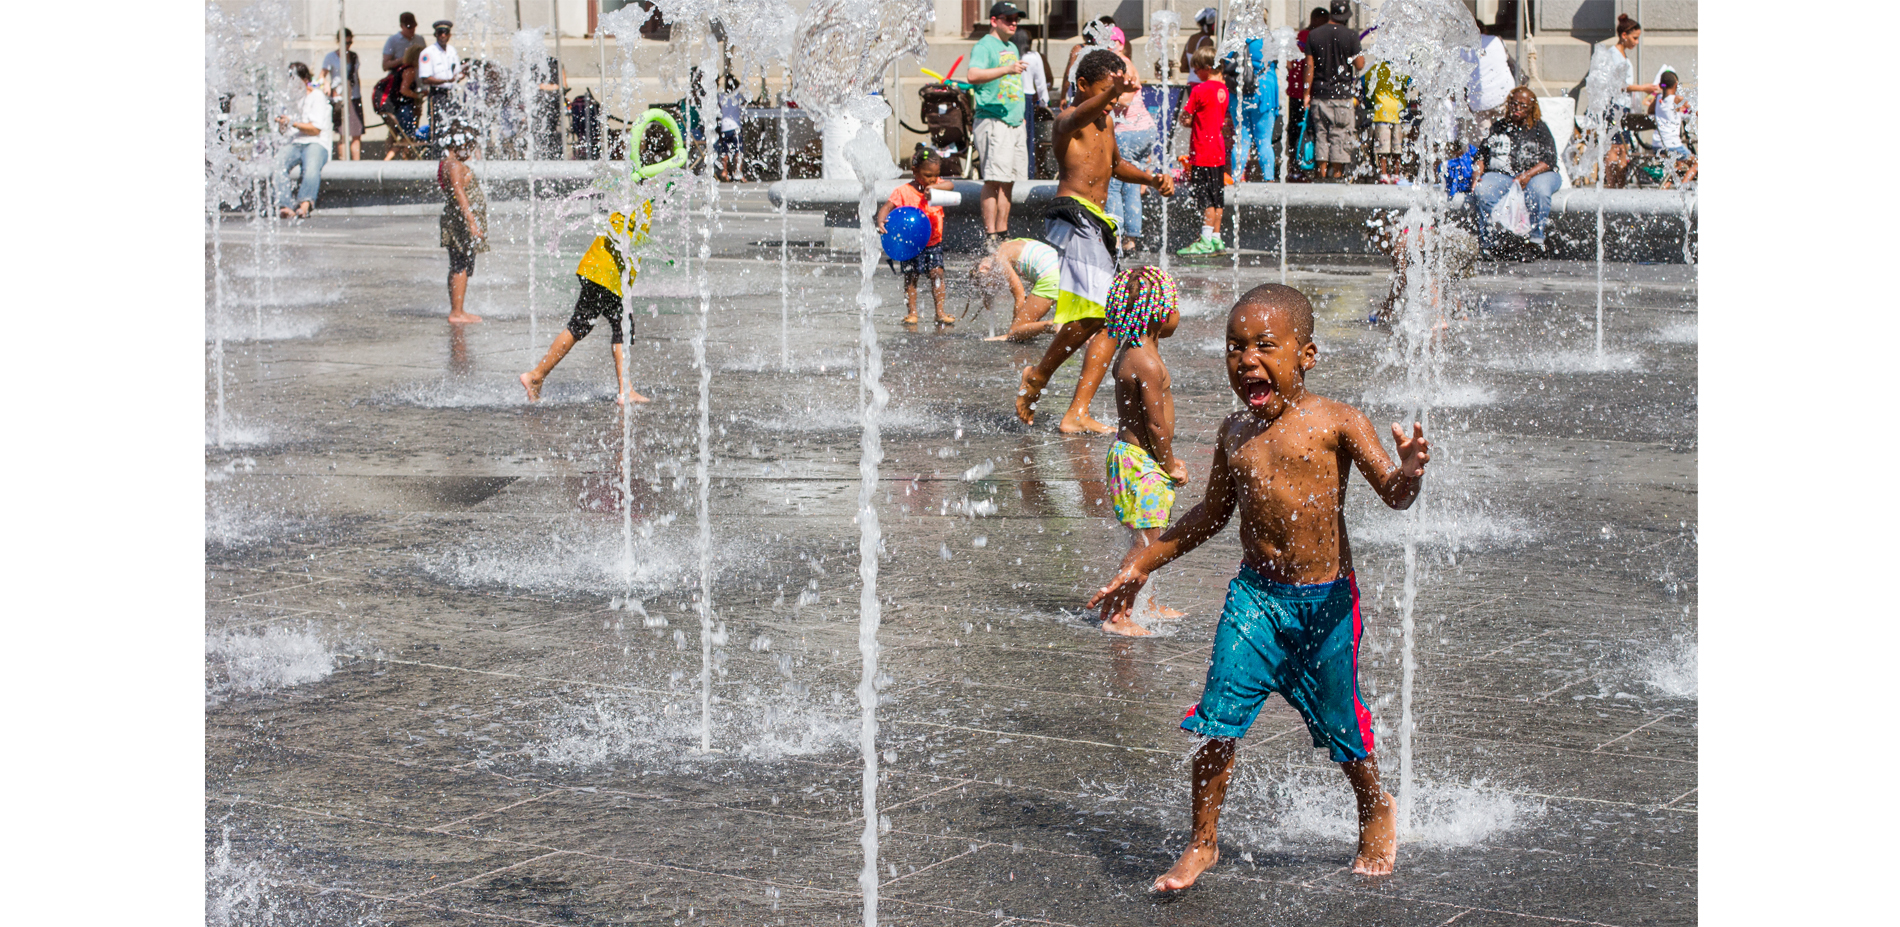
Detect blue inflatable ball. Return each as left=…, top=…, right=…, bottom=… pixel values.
left=881, top=206, right=932, bottom=262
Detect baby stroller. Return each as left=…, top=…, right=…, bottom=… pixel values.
left=916, top=83, right=975, bottom=178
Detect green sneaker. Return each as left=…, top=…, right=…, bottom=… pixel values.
left=1176, top=236, right=1220, bottom=256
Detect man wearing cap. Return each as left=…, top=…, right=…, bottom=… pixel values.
left=383, top=12, right=425, bottom=73
left=1301, top=0, right=1365, bottom=181
left=967, top=3, right=1030, bottom=248
left=418, top=20, right=465, bottom=125
left=1180, top=9, right=1218, bottom=86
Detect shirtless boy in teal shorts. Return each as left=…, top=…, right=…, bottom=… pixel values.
left=1090, top=283, right=1432, bottom=886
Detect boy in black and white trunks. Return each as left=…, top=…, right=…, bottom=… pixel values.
left=519, top=209, right=652, bottom=405
left=1015, top=48, right=1174, bottom=434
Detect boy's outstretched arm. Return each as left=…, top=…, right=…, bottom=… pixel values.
left=1340, top=409, right=1430, bottom=509
left=1110, top=143, right=1176, bottom=196
left=1054, top=70, right=1137, bottom=138
left=1088, top=417, right=1241, bottom=622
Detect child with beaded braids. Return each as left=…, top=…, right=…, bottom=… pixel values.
left=1100, top=266, right=1186, bottom=635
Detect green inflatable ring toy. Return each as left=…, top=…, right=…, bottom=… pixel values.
left=629, top=108, right=687, bottom=181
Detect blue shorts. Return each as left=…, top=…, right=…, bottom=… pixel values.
left=1662, top=144, right=1693, bottom=161
left=900, top=243, right=944, bottom=275
left=1180, top=567, right=1375, bottom=763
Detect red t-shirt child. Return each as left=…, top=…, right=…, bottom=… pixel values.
left=886, top=181, right=944, bottom=247
left=1183, top=79, right=1229, bottom=168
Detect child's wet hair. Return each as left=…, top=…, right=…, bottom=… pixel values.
left=910, top=150, right=943, bottom=173
left=1076, top=48, right=1126, bottom=86
left=1233, top=283, right=1314, bottom=344
left=1190, top=45, right=1218, bottom=72
left=1105, top=266, right=1179, bottom=348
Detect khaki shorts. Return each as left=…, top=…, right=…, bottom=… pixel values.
left=1311, top=98, right=1357, bottom=164
left=974, top=117, right=1028, bottom=183
left=1373, top=122, right=1401, bottom=155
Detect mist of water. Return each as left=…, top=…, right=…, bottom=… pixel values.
left=788, top=3, right=930, bottom=919
left=1365, top=0, right=1480, bottom=839
left=1147, top=9, right=1181, bottom=271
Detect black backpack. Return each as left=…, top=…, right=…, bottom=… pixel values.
left=1219, top=47, right=1260, bottom=100
left=371, top=68, right=401, bottom=112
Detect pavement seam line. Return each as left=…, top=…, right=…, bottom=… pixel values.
left=889, top=718, right=1175, bottom=755
left=398, top=849, right=569, bottom=901
left=1592, top=713, right=1677, bottom=751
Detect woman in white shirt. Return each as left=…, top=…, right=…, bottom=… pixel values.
left=274, top=62, right=332, bottom=219
left=1602, top=14, right=1663, bottom=188
left=1104, top=28, right=1156, bottom=253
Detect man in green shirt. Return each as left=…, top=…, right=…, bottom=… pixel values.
left=968, top=2, right=1029, bottom=248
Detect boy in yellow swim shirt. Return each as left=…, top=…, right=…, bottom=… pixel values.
left=1368, top=61, right=1407, bottom=183
left=520, top=207, right=652, bottom=405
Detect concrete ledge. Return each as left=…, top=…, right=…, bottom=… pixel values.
left=769, top=179, right=1697, bottom=263
left=308, top=160, right=611, bottom=209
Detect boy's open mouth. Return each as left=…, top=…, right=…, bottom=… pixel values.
left=1243, top=379, right=1274, bottom=407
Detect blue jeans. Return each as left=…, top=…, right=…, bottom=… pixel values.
left=276, top=142, right=328, bottom=209
left=1474, top=170, right=1560, bottom=247
left=1230, top=102, right=1278, bottom=181
left=1107, top=126, right=1157, bottom=239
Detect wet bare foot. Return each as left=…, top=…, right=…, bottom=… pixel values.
left=1058, top=412, right=1115, bottom=435
left=983, top=333, right=1009, bottom=341
left=618, top=389, right=652, bottom=405
left=1015, top=366, right=1047, bottom=425
left=902, top=313, right=920, bottom=325
left=1352, top=791, right=1398, bottom=875
left=1153, top=841, right=1218, bottom=892
left=1154, top=603, right=1187, bottom=620
left=1101, top=614, right=1152, bottom=637
left=519, top=371, right=542, bottom=402
left=278, top=207, right=295, bottom=219
left=448, top=312, right=483, bottom=324
left=935, top=313, right=956, bottom=326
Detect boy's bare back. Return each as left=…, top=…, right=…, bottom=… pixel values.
left=1113, top=346, right=1185, bottom=483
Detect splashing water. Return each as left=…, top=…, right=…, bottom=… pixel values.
left=694, top=43, right=719, bottom=757
left=1227, top=766, right=1543, bottom=851
left=512, top=26, right=550, bottom=343
left=1147, top=9, right=1181, bottom=270
left=532, top=691, right=856, bottom=769
left=205, top=623, right=343, bottom=702
left=789, top=3, right=931, bottom=921
left=1644, top=638, right=1698, bottom=699
left=1581, top=43, right=1628, bottom=362
left=1365, top=0, right=1480, bottom=839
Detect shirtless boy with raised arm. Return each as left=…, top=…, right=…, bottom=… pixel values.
left=1088, top=283, right=1431, bottom=888
left=1015, top=48, right=1174, bottom=434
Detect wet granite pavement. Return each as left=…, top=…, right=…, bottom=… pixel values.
left=206, top=189, right=1695, bottom=925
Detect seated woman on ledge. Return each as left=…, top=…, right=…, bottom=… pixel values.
left=1472, top=87, right=1559, bottom=252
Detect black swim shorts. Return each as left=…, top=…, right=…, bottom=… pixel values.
left=567, top=277, right=630, bottom=344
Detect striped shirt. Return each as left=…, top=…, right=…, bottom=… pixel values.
left=1015, top=239, right=1058, bottom=290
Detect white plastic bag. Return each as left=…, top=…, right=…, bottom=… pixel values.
left=1490, top=179, right=1533, bottom=237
